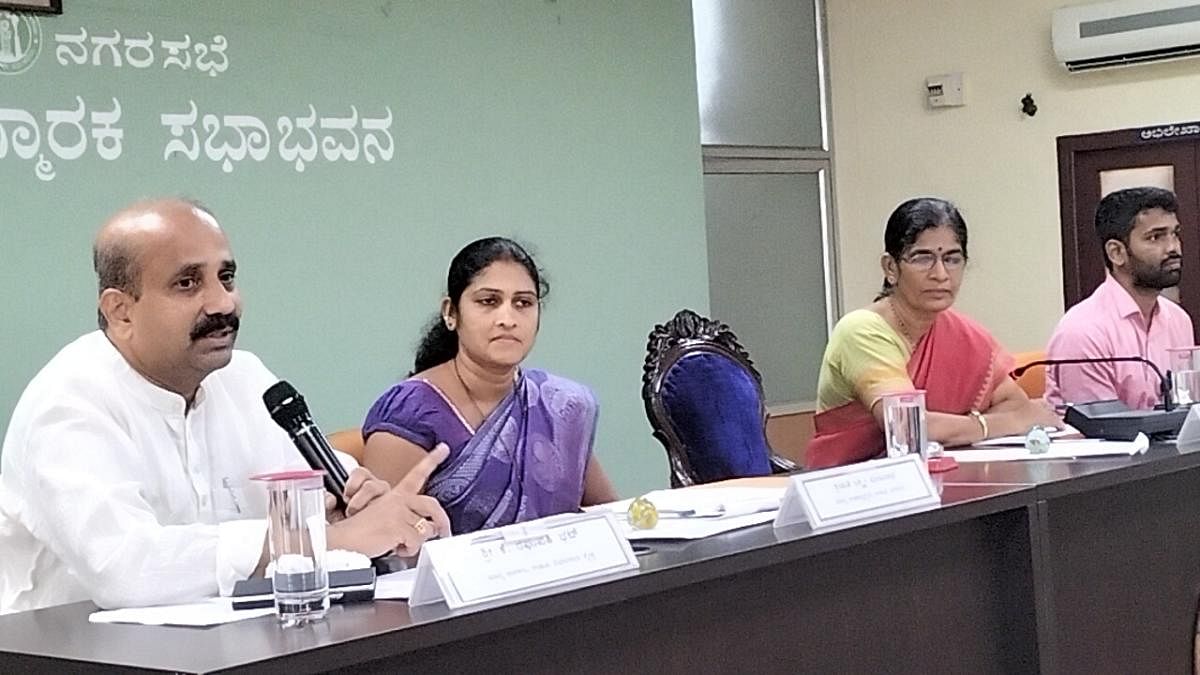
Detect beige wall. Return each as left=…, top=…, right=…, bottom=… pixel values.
left=827, top=0, right=1200, bottom=351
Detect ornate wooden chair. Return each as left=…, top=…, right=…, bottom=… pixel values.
left=642, top=309, right=799, bottom=487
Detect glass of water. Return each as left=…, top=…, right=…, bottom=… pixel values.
left=251, top=469, right=329, bottom=626
left=882, top=390, right=928, bottom=459
left=1167, top=347, right=1200, bottom=406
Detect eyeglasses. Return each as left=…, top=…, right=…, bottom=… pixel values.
left=900, top=251, right=966, bottom=271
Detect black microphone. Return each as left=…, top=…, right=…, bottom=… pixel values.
left=1011, top=356, right=1174, bottom=411
left=263, top=381, right=350, bottom=509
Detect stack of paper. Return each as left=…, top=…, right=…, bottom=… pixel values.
left=945, top=432, right=1149, bottom=462
left=89, top=598, right=274, bottom=626
left=972, top=425, right=1081, bottom=447
left=374, top=568, right=419, bottom=600
left=588, top=487, right=784, bottom=540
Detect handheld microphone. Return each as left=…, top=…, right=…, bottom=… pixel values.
left=263, top=381, right=350, bottom=510
left=1011, top=356, right=1174, bottom=411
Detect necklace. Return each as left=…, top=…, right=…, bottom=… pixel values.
left=452, top=358, right=489, bottom=422
left=888, top=297, right=917, bottom=346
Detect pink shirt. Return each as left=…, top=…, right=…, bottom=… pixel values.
left=1045, top=274, right=1194, bottom=409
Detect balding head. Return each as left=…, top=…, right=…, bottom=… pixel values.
left=95, top=197, right=241, bottom=401
left=94, top=198, right=219, bottom=329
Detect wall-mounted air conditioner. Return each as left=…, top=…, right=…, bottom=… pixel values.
left=1053, top=0, right=1200, bottom=71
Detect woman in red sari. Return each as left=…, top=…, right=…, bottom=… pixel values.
left=807, top=198, right=1060, bottom=468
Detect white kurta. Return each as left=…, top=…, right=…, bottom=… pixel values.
left=0, top=331, right=306, bottom=614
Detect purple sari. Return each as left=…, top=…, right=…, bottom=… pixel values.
left=363, top=368, right=597, bottom=534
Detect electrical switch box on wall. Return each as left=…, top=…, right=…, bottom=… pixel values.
left=926, top=72, right=965, bottom=107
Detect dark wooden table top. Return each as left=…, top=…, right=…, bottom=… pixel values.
left=942, top=440, right=1200, bottom=497
left=0, top=481, right=1034, bottom=673
left=4, top=442, right=1198, bottom=673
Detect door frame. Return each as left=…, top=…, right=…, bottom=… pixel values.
left=1057, top=120, right=1200, bottom=308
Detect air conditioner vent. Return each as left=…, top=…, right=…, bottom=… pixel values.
left=1066, top=42, right=1200, bottom=71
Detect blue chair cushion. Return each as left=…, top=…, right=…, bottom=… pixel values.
left=660, top=351, right=772, bottom=483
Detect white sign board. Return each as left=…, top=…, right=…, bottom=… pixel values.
left=409, top=512, right=638, bottom=610
left=774, top=454, right=940, bottom=531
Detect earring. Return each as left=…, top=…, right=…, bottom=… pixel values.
left=443, top=317, right=455, bottom=330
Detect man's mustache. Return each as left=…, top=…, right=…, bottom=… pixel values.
left=190, top=313, right=240, bottom=341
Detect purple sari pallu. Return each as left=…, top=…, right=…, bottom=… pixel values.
left=425, top=369, right=597, bottom=534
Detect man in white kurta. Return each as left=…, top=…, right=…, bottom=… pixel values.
left=0, top=199, right=448, bottom=614
left=0, top=332, right=300, bottom=613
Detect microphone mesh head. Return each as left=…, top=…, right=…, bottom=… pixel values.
left=262, top=380, right=311, bottom=430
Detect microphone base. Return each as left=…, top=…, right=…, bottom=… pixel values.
left=1065, top=400, right=1190, bottom=441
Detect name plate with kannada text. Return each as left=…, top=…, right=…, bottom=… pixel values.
left=773, top=454, right=940, bottom=530
left=408, top=512, right=638, bottom=609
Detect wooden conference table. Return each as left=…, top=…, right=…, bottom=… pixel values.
left=2, top=443, right=1199, bottom=674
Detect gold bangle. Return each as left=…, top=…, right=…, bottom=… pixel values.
left=970, top=410, right=989, bottom=439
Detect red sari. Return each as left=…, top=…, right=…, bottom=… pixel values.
left=806, top=309, right=1012, bottom=469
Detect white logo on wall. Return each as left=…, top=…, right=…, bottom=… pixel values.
left=54, top=28, right=228, bottom=76
left=0, top=11, right=41, bottom=75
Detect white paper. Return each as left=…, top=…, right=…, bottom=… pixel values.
left=620, top=510, right=779, bottom=540
left=631, top=487, right=784, bottom=516
left=587, top=487, right=784, bottom=540
left=88, top=598, right=274, bottom=627
left=972, top=425, right=1082, bottom=447
left=374, top=568, right=419, bottom=600
left=946, top=433, right=1149, bottom=462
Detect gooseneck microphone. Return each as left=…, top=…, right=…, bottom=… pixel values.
left=263, top=381, right=351, bottom=509
left=1011, top=356, right=1174, bottom=411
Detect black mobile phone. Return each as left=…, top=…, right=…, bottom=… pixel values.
left=230, top=568, right=377, bottom=610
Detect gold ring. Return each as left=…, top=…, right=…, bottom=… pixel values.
left=413, top=518, right=430, bottom=535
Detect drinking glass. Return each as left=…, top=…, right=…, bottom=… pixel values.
left=251, top=469, right=329, bottom=626
left=882, top=390, right=928, bottom=459
left=1167, top=347, right=1200, bottom=406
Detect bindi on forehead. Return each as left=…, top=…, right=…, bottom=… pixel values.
left=909, top=244, right=962, bottom=253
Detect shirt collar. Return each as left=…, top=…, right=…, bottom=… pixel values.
left=1100, top=273, right=1159, bottom=322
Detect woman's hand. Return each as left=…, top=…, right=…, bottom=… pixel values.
left=1017, top=397, right=1064, bottom=431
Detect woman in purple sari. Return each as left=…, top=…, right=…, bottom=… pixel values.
left=362, top=237, right=618, bottom=534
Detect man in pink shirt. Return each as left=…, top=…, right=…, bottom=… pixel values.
left=1046, top=187, right=1194, bottom=410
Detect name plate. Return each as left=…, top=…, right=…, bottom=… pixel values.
left=408, top=512, right=639, bottom=609
left=773, top=454, right=940, bottom=531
